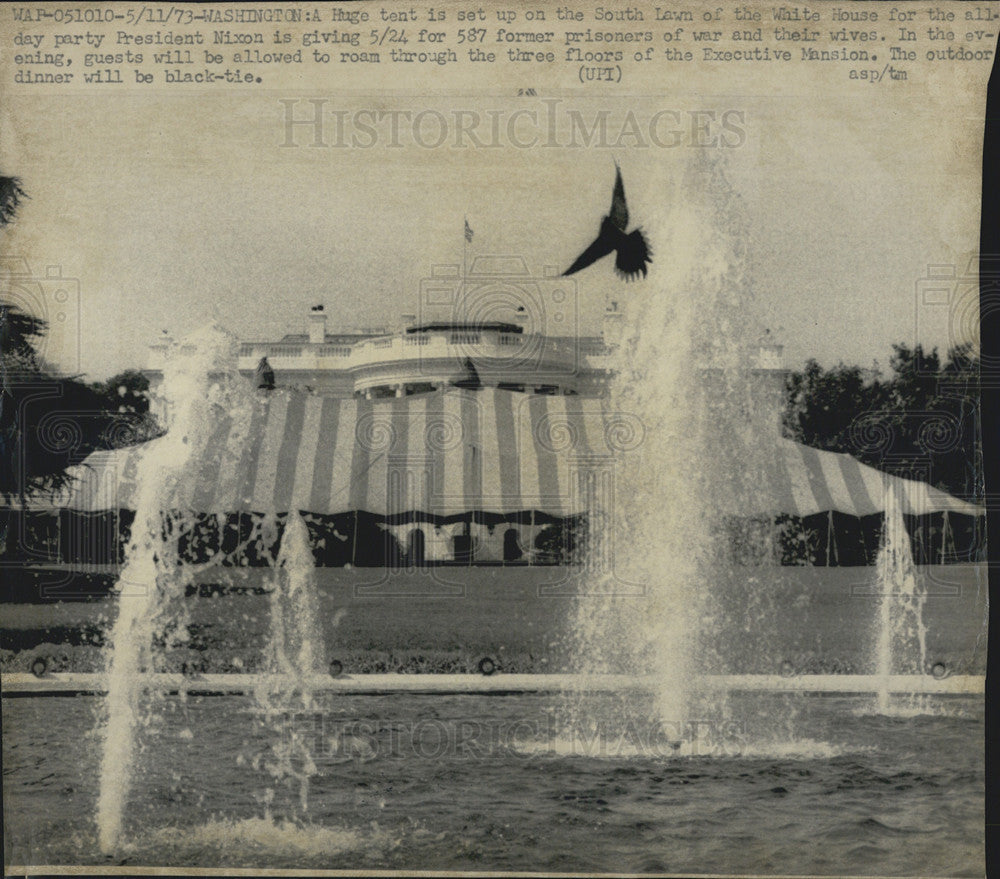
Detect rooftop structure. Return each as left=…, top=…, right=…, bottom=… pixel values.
left=144, top=256, right=788, bottom=428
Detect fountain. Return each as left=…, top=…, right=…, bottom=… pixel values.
left=265, top=510, right=324, bottom=682
left=571, top=151, right=775, bottom=736
left=95, top=323, right=332, bottom=844
left=251, top=509, right=325, bottom=815
left=95, top=327, right=251, bottom=853
left=873, top=483, right=928, bottom=714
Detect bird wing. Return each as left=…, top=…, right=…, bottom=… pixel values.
left=562, top=227, right=617, bottom=276
left=614, top=229, right=652, bottom=281
left=608, top=164, right=629, bottom=231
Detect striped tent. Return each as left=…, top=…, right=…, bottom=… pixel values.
left=741, top=438, right=982, bottom=519
left=26, top=387, right=983, bottom=520
left=43, top=388, right=631, bottom=518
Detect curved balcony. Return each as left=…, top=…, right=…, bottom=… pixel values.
left=232, top=328, right=616, bottom=397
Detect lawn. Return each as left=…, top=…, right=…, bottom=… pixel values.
left=0, top=564, right=987, bottom=675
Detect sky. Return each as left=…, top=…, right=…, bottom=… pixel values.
left=0, top=90, right=984, bottom=381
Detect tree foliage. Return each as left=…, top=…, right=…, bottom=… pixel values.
left=90, top=369, right=152, bottom=416
left=1, top=175, right=160, bottom=504
left=0, top=175, right=26, bottom=227
left=783, top=343, right=982, bottom=501
left=1, top=305, right=162, bottom=502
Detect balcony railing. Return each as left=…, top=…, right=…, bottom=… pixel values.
left=216, top=330, right=617, bottom=373
left=239, top=343, right=303, bottom=358
left=317, top=345, right=353, bottom=357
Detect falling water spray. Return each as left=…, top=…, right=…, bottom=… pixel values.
left=96, top=326, right=241, bottom=853
left=874, top=483, right=928, bottom=713
left=268, top=510, right=324, bottom=680
left=573, top=152, right=770, bottom=730
left=250, top=506, right=326, bottom=816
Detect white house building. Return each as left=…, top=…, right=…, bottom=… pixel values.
left=135, top=256, right=790, bottom=565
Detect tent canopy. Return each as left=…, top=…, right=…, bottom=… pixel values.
left=25, top=388, right=984, bottom=520
left=748, top=438, right=982, bottom=519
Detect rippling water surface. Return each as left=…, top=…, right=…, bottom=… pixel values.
left=2, top=692, right=983, bottom=875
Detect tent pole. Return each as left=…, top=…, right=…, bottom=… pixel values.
left=352, top=509, right=359, bottom=566
left=825, top=510, right=834, bottom=566
left=825, top=510, right=830, bottom=566
left=940, top=510, right=950, bottom=565
left=832, top=512, right=839, bottom=565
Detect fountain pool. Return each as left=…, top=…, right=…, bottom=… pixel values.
left=2, top=689, right=984, bottom=874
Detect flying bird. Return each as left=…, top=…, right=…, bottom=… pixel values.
left=563, top=164, right=652, bottom=281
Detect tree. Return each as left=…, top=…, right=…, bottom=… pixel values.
left=1, top=305, right=163, bottom=504
left=0, top=175, right=26, bottom=227
left=887, top=342, right=981, bottom=501
left=0, top=304, right=44, bottom=365
left=782, top=359, right=890, bottom=453
left=91, top=369, right=151, bottom=416
left=89, top=369, right=161, bottom=445
left=1, top=175, right=159, bottom=510
left=783, top=343, right=982, bottom=501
